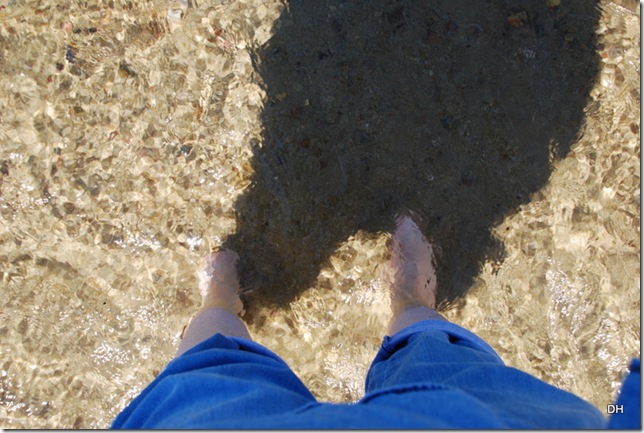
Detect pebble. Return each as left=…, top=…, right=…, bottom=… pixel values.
left=508, top=11, right=528, bottom=27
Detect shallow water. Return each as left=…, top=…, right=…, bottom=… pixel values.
left=0, top=0, right=640, bottom=428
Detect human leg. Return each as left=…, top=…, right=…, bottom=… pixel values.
left=368, top=213, right=503, bottom=390
left=113, top=248, right=317, bottom=428
left=176, top=249, right=251, bottom=356
left=361, top=214, right=605, bottom=429
left=380, top=214, right=447, bottom=335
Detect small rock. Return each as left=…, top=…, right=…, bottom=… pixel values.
left=179, top=144, right=193, bottom=156
left=118, top=62, right=136, bottom=78
left=65, top=46, right=76, bottom=63
left=508, top=11, right=528, bottom=27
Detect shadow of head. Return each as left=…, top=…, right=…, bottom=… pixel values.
left=223, top=0, right=600, bottom=315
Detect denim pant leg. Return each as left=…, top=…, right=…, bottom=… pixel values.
left=363, top=320, right=606, bottom=429
left=365, top=319, right=503, bottom=393
left=111, top=334, right=317, bottom=429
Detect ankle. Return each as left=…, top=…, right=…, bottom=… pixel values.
left=388, top=305, right=446, bottom=336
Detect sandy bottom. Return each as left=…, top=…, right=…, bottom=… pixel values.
left=0, top=0, right=639, bottom=428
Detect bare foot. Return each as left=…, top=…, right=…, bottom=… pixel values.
left=381, top=214, right=438, bottom=316
left=198, top=248, right=244, bottom=315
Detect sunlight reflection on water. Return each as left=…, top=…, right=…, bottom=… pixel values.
left=0, top=0, right=640, bottom=429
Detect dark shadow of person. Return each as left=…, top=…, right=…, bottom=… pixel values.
left=222, top=0, right=600, bottom=319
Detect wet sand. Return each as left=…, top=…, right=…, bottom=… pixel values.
left=0, top=0, right=640, bottom=428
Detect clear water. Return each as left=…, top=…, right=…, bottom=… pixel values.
left=0, top=0, right=639, bottom=428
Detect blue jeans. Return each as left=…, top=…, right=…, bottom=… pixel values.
left=111, top=319, right=616, bottom=429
